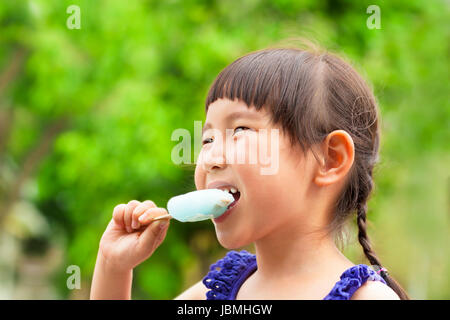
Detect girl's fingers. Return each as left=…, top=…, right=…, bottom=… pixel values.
left=124, top=200, right=140, bottom=233
left=112, top=203, right=127, bottom=227
left=138, top=207, right=169, bottom=224
left=131, top=200, right=156, bottom=230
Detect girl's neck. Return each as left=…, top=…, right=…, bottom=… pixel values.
left=253, top=222, right=353, bottom=283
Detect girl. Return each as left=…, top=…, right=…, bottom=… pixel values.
left=90, top=43, right=409, bottom=300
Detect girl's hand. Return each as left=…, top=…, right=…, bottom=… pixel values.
left=98, top=200, right=170, bottom=272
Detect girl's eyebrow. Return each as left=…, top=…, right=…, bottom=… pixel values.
left=202, top=111, right=261, bottom=134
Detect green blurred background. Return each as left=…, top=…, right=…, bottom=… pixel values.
left=0, top=0, right=448, bottom=299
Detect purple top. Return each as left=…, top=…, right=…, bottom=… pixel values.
left=202, top=250, right=387, bottom=300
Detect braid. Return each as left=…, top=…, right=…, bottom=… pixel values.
left=356, top=201, right=382, bottom=267
left=356, top=168, right=410, bottom=300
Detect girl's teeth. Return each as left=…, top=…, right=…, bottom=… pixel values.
left=219, top=187, right=238, bottom=194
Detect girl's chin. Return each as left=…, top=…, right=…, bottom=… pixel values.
left=214, top=228, right=251, bottom=250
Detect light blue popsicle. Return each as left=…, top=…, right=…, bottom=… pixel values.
left=166, top=189, right=234, bottom=222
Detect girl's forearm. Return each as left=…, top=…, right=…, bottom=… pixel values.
left=90, top=252, right=133, bottom=300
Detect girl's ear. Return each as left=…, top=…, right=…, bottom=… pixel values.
left=314, top=130, right=355, bottom=187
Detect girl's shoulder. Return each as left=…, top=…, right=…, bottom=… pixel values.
left=350, top=278, right=400, bottom=300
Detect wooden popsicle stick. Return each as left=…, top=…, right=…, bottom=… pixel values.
left=152, top=213, right=172, bottom=221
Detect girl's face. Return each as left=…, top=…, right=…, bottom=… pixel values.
left=195, top=98, right=318, bottom=249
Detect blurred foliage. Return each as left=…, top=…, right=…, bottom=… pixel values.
left=0, top=0, right=448, bottom=299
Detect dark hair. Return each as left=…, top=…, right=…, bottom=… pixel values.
left=204, top=42, right=410, bottom=300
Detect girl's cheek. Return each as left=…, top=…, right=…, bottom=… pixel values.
left=194, top=157, right=205, bottom=190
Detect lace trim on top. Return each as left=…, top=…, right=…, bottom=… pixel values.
left=202, top=250, right=387, bottom=300
left=202, top=250, right=257, bottom=300
left=323, top=263, right=387, bottom=300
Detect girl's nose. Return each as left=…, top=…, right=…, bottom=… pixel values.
left=200, top=140, right=227, bottom=172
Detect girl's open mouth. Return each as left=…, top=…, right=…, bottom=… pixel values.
left=228, top=190, right=241, bottom=210
left=214, top=187, right=241, bottom=223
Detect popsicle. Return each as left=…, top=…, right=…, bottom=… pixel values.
left=153, top=189, right=235, bottom=222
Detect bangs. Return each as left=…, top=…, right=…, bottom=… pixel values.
left=205, top=48, right=326, bottom=151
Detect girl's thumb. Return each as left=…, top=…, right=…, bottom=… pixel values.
left=138, top=219, right=169, bottom=252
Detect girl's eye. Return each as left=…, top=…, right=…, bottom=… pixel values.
left=202, top=137, right=213, bottom=145
left=234, top=126, right=250, bottom=134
